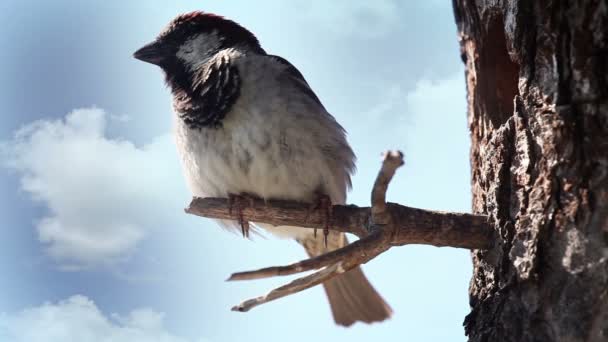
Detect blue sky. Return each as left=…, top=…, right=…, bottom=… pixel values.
left=0, top=1, right=472, bottom=341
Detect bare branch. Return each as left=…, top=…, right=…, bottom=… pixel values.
left=232, top=262, right=348, bottom=312
left=186, top=197, right=370, bottom=237
left=184, top=150, right=493, bottom=313
left=185, top=200, right=491, bottom=249
left=228, top=231, right=388, bottom=281
left=371, top=150, right=404, bottom=225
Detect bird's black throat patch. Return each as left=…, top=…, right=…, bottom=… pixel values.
left=170, top=54, right=240, bottom=130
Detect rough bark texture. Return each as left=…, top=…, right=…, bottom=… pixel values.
left=452, top=0, right=608, bottom=341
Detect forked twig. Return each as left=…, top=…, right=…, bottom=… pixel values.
left=228, top=150, right=405, bottom=311
left=232, top=262, right=347, bottom=312
left=228, top=231, right=387, bottom=281
left=371, top=150, right=404, bottom=225
left=185, top=150, right=492, bottom=312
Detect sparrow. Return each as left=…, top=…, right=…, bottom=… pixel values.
left=134, top=11, right=392, bottom=326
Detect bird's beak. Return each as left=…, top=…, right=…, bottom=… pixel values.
left=133, top=41, right=167, bottom=66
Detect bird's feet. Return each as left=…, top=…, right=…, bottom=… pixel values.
left=228, top=193, right=256, bottom=238
left=309, top=193, right=332, bottom=248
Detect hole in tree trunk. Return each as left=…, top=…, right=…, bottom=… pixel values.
left=477, top=15, right=520, bottom=127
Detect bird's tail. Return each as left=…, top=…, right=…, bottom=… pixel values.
left=298, top=233, right=392, bottom=326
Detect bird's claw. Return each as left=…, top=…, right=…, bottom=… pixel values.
left=310, top=194, right=332, bottom=248
left=228, top=193, right=255, bottom=238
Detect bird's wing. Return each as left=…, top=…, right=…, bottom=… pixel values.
left=268, top=55, right=324, bottom=107
left=266, top=61, right=386, bottom=322
left=267, top=54, right=356, bottom=202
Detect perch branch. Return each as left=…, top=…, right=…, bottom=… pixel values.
left=185, top=150, right=492, bottom=312
left=228, top=151, right=404, bottom=282
left=186, top=186, right=491, bottom=249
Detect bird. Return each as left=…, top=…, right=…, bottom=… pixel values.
left=134, top=11, right=392, bottom=326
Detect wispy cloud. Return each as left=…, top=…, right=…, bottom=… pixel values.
left=405, top=73, right=466, bottom=117
left=361, top=71, right=466, bottom=133
left=1, top=108, right=185, bottom=269
left=294, top=0, right=400, bottom=38
left=0, top=295, right=208, bottom=342
left=345, top=71, right=468, bottom=205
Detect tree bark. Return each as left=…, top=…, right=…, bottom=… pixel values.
left=452, top=0, right=608, bottom=341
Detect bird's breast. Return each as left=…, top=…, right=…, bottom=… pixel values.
left=173, top=103, right=327, bottom=204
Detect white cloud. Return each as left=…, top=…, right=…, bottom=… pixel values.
left=405, top=73, right=466, bottom=117
left=328, top=72, right=468, bottom=210
left=366, top=84, right=408, bottom=122
left=1, top=108, right=185, bottom=269
left=295, top=0, right=400, bottom=38
left=399, top=71, right=470, bottom=211
left=361, top=72, right=465, bottom=132
left=0, top=295, right=207, bottom=342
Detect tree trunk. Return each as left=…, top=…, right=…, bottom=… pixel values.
left=452, top=0, right=608, bottom=341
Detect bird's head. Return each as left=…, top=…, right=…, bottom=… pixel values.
left=134, top=11, right=263, bottom=74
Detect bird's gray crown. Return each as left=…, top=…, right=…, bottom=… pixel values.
left=158, top=12, right=264, bottom=54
